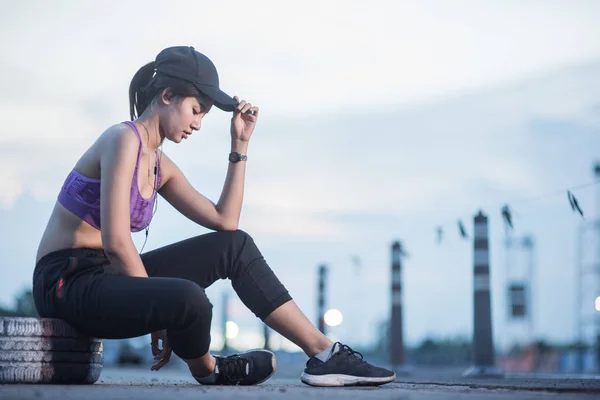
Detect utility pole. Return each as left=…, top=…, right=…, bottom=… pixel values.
left=575, top=162, right=600, bottom=372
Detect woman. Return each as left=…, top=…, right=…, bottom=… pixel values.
left=32, top=45, right=396, bottom=387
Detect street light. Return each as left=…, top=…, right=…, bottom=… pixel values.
left=324, top=309, right=343, bottom=327
left=595, top=296, right=600, bottom=312
left=225, top=321, right=239, bottom=339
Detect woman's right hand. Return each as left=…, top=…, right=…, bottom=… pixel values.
left=230, top=95, right=259, bottom=143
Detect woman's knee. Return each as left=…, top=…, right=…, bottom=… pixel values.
left=220, top=230, right=266, bottom=279
left=170, top=279, right=213, bottom=319
left=215, top=228, right=254, bottom=247
left=164, top=280, right=213, bottom=358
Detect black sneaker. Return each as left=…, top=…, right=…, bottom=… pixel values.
left=300, top=343, right=396, bottom=387
left=195, top=349, right=276, bottom=386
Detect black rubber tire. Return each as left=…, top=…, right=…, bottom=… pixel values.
left=0, top=362, right=103, bottom=384
left=0, top=337, right=103, bottom=353
left=0, top=318, right=104, bottom=384
left=0, top=317, right=84, bottom=338
left=0, top=351, right=103, bottom=363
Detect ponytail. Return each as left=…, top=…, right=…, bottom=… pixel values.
left=129, top=61, right=157, bottom=120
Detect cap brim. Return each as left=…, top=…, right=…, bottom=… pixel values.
left=195, top=84, right=237, bottom=112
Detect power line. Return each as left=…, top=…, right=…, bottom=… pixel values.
left=434, top=179, right=599, bottom=243
left=512, top=181, right=599, bottom=206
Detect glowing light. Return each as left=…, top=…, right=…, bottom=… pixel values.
left=595, top=297, right=600, bottom=312
left=324, top=309, right=343, bottom=327
left=225, top=321, right=239, bottom=339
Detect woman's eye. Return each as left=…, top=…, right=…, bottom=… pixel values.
left=193, top=109, right=200, bottom=115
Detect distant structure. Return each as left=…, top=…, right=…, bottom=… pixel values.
left=390, top=241, right=407, bottom=367
left=317, top=264, right=328, bottom=335
left=263, top=324, right=271, bottom=351
left=463, top=210, right=503, bottom=377
left=222, top=291, right=230, bottom=352
left=504, top=233, right=536, bottom=350
left=575, top=162, right=600, bottom=372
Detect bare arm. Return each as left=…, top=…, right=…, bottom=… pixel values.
left=214, top=139, right=249, bottom=229
left=159, top=99, right=258, bottom=231
left=99, top=126, right=148, bottom=277
left=158, top=139, right=248, bottom=231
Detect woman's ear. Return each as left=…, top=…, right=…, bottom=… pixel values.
left=162, top=89, right=173, bottom=104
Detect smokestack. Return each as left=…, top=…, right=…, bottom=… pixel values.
left=463, top=210, right=503, bottom=378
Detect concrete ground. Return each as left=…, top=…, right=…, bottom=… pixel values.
left=393, top=366, right=600, bottom=392
left=2, top=364, right=600, bottom=400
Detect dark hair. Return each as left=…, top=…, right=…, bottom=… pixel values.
left=128, top=61, right=202, bottom=120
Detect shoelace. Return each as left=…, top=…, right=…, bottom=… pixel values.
left=337, top=343, right=364, bottom=360
left=218, top=355, right=248, bottom=384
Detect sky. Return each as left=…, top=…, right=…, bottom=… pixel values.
left=1, top=0, right=600, bottom=353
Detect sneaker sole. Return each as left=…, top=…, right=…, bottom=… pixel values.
left=300, top=372, right=396, bottom=387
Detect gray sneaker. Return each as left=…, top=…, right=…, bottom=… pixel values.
left=300, top=343, right=395, bottom=387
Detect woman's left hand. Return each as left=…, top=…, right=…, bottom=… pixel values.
left=150, top=329, right=172, bottom=371
left=230, top=96, right=259, bottom=142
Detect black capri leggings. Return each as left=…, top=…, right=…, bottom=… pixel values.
left=32, top=230, right=292, bottom=359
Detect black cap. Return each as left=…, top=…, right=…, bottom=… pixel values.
left=154, top=46, right=237, bottom=112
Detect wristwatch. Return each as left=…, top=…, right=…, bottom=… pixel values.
left=229, top=152, right=247, bottom=163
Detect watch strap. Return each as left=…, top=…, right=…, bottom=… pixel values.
left=229, top=152, right=247, bottom=163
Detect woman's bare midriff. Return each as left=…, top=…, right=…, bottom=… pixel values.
left=36, top=202, right=104, bottom=264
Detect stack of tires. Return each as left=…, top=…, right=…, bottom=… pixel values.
left=0, top=317, right=103, bottom=384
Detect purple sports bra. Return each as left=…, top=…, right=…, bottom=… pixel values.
left=57, top=121, right=161, bottom=232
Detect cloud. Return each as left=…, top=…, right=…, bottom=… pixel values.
left=3, top=0, right=600, bottom=116
left=2, top=59, right=600, bottom=216
left=2, top=1, right=600, bottom=209
left=0, top=169, right=23, bottom=208
left=240, top=60, right=600, bottom=219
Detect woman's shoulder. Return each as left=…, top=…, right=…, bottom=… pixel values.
left=98, top=121, right=138, bottom=140
left=79, top=122, right=143, bottom=173
left=95, top=122, right=141, bottom=150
